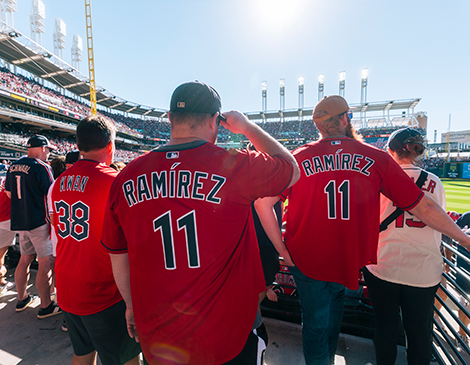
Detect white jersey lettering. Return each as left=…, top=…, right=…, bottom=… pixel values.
left=301, top=153, right=375, bottom=177
left=122, top=170, right=226, bottom=208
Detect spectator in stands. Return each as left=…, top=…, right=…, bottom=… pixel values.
left=457, top=211, right=470, bottom=230
left=49, top=156, right=66, bottom=179
left=51, top=116, right=142, bottom=365
left=0, top=159, right=9, bottom=171
left=5, top=135, right=61, bottom=318
left=249, top=140, right=284, bottom=305
left=0, top=175, right=15, bottom=294
left=363, top=128, right=446, bottom=364
left=256, top=96, right=470, bottom=365
left=65, top=150, right=80, bottom=169
left=101, top=81, right=299, bottom=365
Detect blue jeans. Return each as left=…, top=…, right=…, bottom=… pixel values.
left=290, top=266, right=345, bottom=365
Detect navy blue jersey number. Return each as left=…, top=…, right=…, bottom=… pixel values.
left=324, top=180, right=350, bottom=220
left=153, top=210, right=200, bottom=270
left=54, top=200, right=90, bottom=241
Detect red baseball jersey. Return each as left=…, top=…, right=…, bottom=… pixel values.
left=52, top=159, right=121, bottom=315
left=282, top=137, right=424, bottom=290
left=0, top=177, right=11, bottom=222
left=101, top=141, right=293, bottom=365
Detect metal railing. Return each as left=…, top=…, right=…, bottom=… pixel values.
left=260, top=238, right=470, bottom=364
left=432, top=240, right=470, bottom=364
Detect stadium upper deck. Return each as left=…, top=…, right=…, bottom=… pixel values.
left=0, top=22, right=167, bottom=118
left=0, top=21, right=425, bottom=134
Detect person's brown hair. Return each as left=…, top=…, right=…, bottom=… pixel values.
left=76, top=116, right=116, bottom=152
left=168, top=112, right=213, bottom=129
left=50, top=156, right=66, bottom=179
left=392, top=141, right=425, bottom=164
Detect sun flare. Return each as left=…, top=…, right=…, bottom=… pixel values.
left=252, top=0, right=304, bottom=33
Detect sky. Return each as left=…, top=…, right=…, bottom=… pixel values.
left=7, top=0, right=470, bottom=142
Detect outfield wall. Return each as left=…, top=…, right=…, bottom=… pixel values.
left=443, top=162, right=470, bottom=179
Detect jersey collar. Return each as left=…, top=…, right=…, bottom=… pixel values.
left=153, top=140, right=207, bottom=152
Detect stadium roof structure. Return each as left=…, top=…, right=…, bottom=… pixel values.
left=0, top=24, right=421, bottom=126
left=245, top=98, right=421, bottom=123
left=0, top=26, right=167, bottom=118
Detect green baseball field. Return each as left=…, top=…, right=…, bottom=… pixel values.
left=442, top=179, right=470, bottom=214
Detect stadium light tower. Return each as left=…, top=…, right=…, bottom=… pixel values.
left=53, top=18, right=66, bottom=59
left=30, top=0, right=45, bottom=46
left=0, top=0, right=17, bottom=29
left=361, top=68, right=368, bottom=105
left=318, top=74, right=324, bottom=101
left=85, top=0, right=97, bottom=116
left=339, top=71, right=346, bottom=97
left=261, top=81, right=267, bottom=112
left=360, top=68, right=369, bottom=129
left=298, top=76, right=304, bottom=110
left=279, top=79, right=285, bottom=111
left=71, top=34, right=83, bottom=71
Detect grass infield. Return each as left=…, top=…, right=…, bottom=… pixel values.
left=441, top=178, right=470, bottom=214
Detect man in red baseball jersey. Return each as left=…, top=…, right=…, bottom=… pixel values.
left=101, top=81, right=300, bottom=365
left=52, top=116, right=141, bottom=365
left=256, top=95, right=470, bottom=365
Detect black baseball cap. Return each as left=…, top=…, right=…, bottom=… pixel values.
left=170, top=81, right=222, bottom=114
left=65, top=150, right=80, bottom=164
left=387, top=128, right=425, bottom=151
left=26, top=135, right=57, bottom=150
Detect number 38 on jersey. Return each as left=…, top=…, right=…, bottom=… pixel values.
left=54, top=200, right=90, bottom=241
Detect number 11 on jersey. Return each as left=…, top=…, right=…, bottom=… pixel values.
left=324, top=180, right=350, bottom=220
left=153, top=210, right=201, bottom=270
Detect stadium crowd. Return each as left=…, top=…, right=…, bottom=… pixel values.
left=1, top=75, right=470, bottom=365
left=0, top=123, right=140, bottom=162
left=1, top=66, right=323, bottom=146
left=360, top=126, right=427, bottom=138
left=0, top=67, right=147, bottom=138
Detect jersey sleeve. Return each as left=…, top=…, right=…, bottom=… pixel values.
left=38, top=163, right=54, bottom=196
left=47, top=182, right=54, bottom=215
left=380, top=157, right=423, bottom=210
left=245, top=151, right=293, bottom=201
left=101, top=178, right=128, bottom=254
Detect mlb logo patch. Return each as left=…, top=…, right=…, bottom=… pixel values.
left=177, top=102, right=185, bottom=108
left=331, top=140, right=341, bottom=145
left=166, top=152, right=179, bottom=159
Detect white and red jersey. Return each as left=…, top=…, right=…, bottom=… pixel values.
left=52, top=159, right=121, bottom=315
left=367, top=165, right=445, bottom=287
left=101, top=141, right=293, bottom=365
left=282, top=137, right=424, bottom=290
